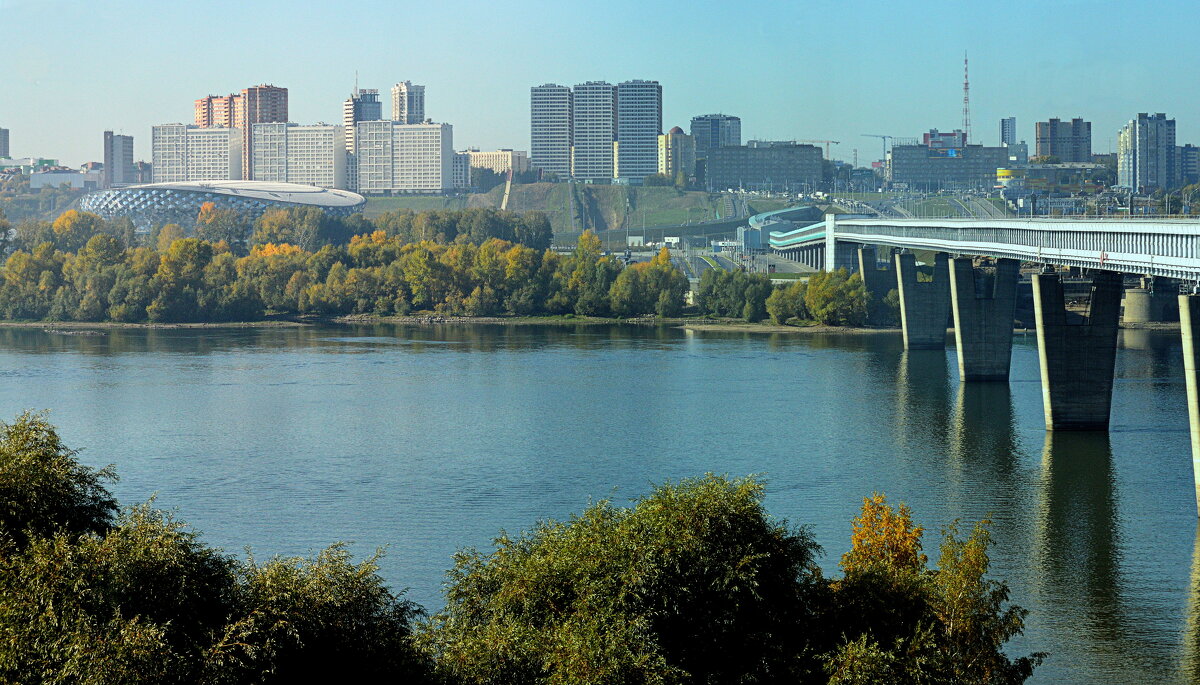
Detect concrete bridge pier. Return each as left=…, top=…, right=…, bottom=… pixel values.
left=1123, top=276, right=1178, bottom=323
left=949, top=258, right=1019, bottom=381
left=1032, top=270, right=1122, bottom=430
left=1178, top=295, right=1200, bottom=514
left=858, top=247, right=894, bottom=326
left=896, top=252, right=951, bottom=350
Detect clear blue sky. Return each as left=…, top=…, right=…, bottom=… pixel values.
left=3, top=0, right=1197, bottom=167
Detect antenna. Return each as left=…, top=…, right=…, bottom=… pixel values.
left=354, top=70, right=359, bottom=96
left=962, top=52, right=971, bottom=145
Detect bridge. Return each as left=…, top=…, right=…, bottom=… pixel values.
left=761, top=212, right=1200, bottom=514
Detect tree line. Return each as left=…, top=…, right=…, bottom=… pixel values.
left=0, top=207, right=688, bottom=322
left=698, top=266, right=887, bottom=326
left=0, top=414, right=1043, bottom=683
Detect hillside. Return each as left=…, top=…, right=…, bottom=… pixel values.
left=364, top=183, right=730, bottom=236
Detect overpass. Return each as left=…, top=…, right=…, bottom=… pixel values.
left=770, top=215, right=1200, bottom=281
left=761, top=212, right=1200, bottom=514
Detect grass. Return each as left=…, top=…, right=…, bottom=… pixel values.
left=364, top=196, right=468, bottom=217
left=699, top=255, right=721, bottom=269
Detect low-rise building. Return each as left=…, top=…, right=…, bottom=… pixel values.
left=887, top=144, right=1007, bottom=190
left=465, top=148, right=529, bottom=174
left=705, top=142, right=822, bottom=191
left=31, top=169, right=103, bottom=190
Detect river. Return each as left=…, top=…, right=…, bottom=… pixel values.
left=0, top=323, right=1195, bottom=683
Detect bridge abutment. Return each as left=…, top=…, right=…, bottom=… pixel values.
left=1032, top=271, right=1122, bottom=430
left=1178, top=295, right=1200, bottom=515
left=896, top=252, right=951, bottom=350
left=949, top=257, right=1019, bottom=381
left=857, top=247, right=894, bottom=326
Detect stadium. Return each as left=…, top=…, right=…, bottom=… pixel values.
left=79, top=180, right=366, bottom=230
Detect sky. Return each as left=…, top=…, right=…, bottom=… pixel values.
left=3, top=0, right=1199, bottom=167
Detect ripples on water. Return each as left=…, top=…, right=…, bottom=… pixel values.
left=1, top=323, right=1198, bottom=684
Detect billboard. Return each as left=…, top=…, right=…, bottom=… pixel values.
left=928, top=148, right=962, bottom=158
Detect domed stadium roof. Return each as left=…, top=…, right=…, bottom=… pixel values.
left=127, top=181, right=365, bottom=208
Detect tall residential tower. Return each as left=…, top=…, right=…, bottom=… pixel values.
left=690, top=114, right=741, bottom=155
left=570, top=81, right=616, bottom=182
left=615, top=79, right=662, bottom=183
left=530, top=84, right=572, bottom=178
left=102, top=131, right=135, bottom=188
left=391, top=81, right=426, bottom=124
left=1118, top=113, right=1176, bottom=191
left=1035, top=118, right=1091, bottom=162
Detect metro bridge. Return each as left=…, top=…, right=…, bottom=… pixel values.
left=761, top=212, right=1200, bottom=514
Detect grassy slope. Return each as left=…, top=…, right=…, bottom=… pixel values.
left=363, top=183, right=723, bottom=236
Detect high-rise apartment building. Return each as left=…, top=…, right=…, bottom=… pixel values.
left=151, top=124, right=242, bottom=183
left=530, top=84, right=572, bottom=178
left=1179, top=144, right=1200, bottom=187
left=451, top=152, right=471, bottom=189
left=658, top=126, right=695, bottom=179
left=391, top=81, right=426, bottom=124
left=999, top=117, right=1017, bottom=146
left=690, top=114, right=741, bottom=156
left=194, top=85, right=287, bottom=180
left=571, top=81, right=617, bottom=182
left=251, top=123, right=347, bottom=189
left=0, top=127, right=9, bottom=158
left=1035, top=118, right=1091, bottom=162
left=355, top=121, right=453, bottom=194
left=343, top=89, right=383, bottom=150
left=614, top=80, right=662, bottom=183
left=1118, top=113, right=1176, bottom=190
left=102, top=131, right=135, bottom=188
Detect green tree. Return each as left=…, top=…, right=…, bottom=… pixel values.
left=804, top=269, right=868, bottom=326
left=420, top=474, right=822, bottom=685
left=766, top=280, right=808, bottom=324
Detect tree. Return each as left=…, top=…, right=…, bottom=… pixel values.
left=643, top=173, right=674, bottom=187
left=0, top=411, right=117, bottom=547
left=420, top=474, right=822, bottom=685
left=804, top=269, right=868, bottom=326
left=766, top=280, right=808, bottom=324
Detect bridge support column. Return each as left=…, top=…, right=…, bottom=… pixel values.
left=1033, top=271, right=1121, bottom=430
left=824, top=214, right=837, bottom=272
left=858, top=247, right=893, bottom=325
left=1178, top=295, right=1200, bottom=515
left=1123, top=276, right=1178, bottom=324
left=949, top=258, right=1019, bottom=381
left=896, top=252, right=951, bottom=350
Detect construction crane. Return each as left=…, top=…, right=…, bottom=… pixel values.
left=797, top=139, right=840, bottom=158
left=862, top=134, right=894, bottom=161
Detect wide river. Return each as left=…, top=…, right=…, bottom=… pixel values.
left=1, top=323, right=1197, bottom=682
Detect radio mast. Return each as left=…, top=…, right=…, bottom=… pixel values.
left=962, top=53, right=971, bottom=145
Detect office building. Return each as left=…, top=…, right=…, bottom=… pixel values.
left=102, top=131, right=135, bottom=188
left=690, top=114, right=741, bottom=155
left=530, top=83, right=572, bottom=178
left=0, top=127, right=8, bottom=158
left=1035, top=118, right=1091, bottom=162
left=194, top=84, right=288, bottom=179
left=571, top=81, right=616, bottom=182
left=1000, top=117, right=1017, bottom=146
left=391, top=81, right=426, bottom=124
left=705, top=142, right=822, bottom=191
left=151, top=124, right=242, bottom=183
left=1118, top=113, right=1177, bottom=191
left=887, top=144, right=1008, bottom=190
left=614, top=79, right=662, bottom=183
left=923, top=129, right=967, bottom=149
left=343, top=88, right=383, bottom=151
left=251, top=123, right=347, bottom=189
left=657, top=126, right=695, bottom=178
left=1004, top=141, right=1029, bottom=164
left=466, top=149, right=530, bottom=174
left=355, top=121, right=453, bottom=194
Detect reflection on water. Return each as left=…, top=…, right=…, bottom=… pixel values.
left=0, top=323, right=1194, bottom=684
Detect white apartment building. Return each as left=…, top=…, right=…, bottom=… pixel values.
left=615, top=80, right=661, bottom=184
left=466, top=149, right=530, bottom=174
left=151, top=124, right=241, bottom=183
left=530, top=84, right=572, bottom=178
left=251, top=123, right=347, bottom=189
left=1118, top=113, right=1177, bottom=191
left=391, top=81, right=426, bottom=124
left=355, top=121, right=453, bottom=194
left=571, top=81, right=616, bottom=182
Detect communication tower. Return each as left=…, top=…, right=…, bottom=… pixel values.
left=962, top=53, right=972, bottom=145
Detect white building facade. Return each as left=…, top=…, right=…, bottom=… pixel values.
left=615, top=80, right=662, bottom=184
left=530, top=84, right=572, bottom=178
left=466, top=149, right=530, bottom=174
left=355, top=121, right=453, bottom=194
left=571, top=81, right=616, bottom=182
left=391, top=81, right=426, bottom=124
left=1118, top=113, right=1177, bottom=191
left=251, top=123, right=347, bottom=189
left=151, top=124, right=241, bottom=183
